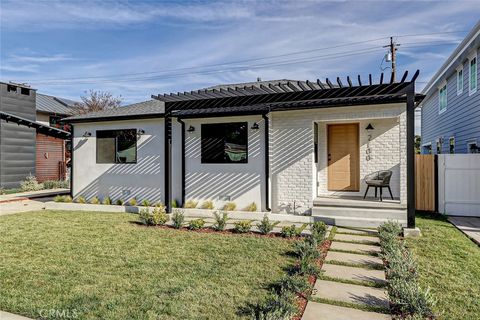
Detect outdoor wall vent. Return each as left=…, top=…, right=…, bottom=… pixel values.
left=218, top=195, right=231, bottom=201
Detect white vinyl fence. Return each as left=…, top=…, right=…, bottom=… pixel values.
left=438, top=154, right=480, bottom=216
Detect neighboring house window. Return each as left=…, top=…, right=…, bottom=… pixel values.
left=201, top=122, right=248, bottom=163
left=422, top=144, right=432, bottom=155
left=449, top=137, right=455, bottom=154
left=470, top=54, right=477, bottom=95
left=436, top=139, right=442, bottom=154
left=468, top=141, right=478, bottom=154
left=457, top=67, right=463, bottom=95
left=7, top=85, right=17, bottom=92
left=20, top=87, right=30, bottom=95
left=96, top=129, right=137, bottom=164
left=439, top=83, right=447, bottom=114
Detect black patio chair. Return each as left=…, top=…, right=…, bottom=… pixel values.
left=363, top=170, right=393, bottom=201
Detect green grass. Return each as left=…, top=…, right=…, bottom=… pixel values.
left=406, top=212, right=480, bottom=319
left=0, top=210, right=294, bottom=319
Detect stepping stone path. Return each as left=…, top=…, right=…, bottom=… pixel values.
left=302, top=227, right=391, bottom=320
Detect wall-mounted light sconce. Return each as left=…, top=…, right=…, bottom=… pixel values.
left=365, top=123, right=374, bottom=131
left=137, top=129, right=145, bottom=136
left=251, top=122, right=260, bottom=130
left=83, top=131, right=92, bottom=137
left=187, top=125, right=195, bottom=132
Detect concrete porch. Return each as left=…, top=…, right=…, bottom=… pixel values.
left=312, top=195, right=407, bottom=228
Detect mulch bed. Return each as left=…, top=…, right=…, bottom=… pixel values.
left=293, top=239, right=332, bottom=320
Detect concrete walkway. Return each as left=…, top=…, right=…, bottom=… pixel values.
left=302, top=227, right=391, bottom=319
left=0, top=311, right=32, bottom=320
left=0, top=199, right=48, bottom=216
left=0, top=188, right=69, bottom=203
left=448, top=216, right=480, bottom=246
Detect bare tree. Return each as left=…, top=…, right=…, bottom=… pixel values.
left=74, top=90, right=122, bottom=114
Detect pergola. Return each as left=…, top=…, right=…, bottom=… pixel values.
left=153, top=70, right=424, bottom=228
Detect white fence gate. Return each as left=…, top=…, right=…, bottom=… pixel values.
left=438, top=154, right=480, bottom=216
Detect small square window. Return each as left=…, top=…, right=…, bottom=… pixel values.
left=201, top=122, right=248, bottom=163
left=20, top=87, right=30, bottom=95
left=7, top=85, right=17, bottom=92
left=422, top=144, right=432, bottom=155
left=449, top=137, right=455, bottom=154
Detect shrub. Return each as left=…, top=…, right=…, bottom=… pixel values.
left=76, top=196, right=87, bottom=204
left=388, top=278, right=435, bottom=317
left=223, top=202, right=236, bottom=211
left=378, top=220, right=402, bottom=238
left=171, top=199, right=179, bottom=208
left=201, top=200, right=215, bottom=209
left=234, top=220, right=252, bottom=233
left=273, top=275, right=310, bottom=296
left=54, top=195, right=65, bottom=202
left=115, top=199, right=125, bottom=205
left=293, top=237, right=320, bottom=262
left=20, top=174, right=43, bottom=192
left=141, top=199, right=150, bottom=207
left=90, top=196, right=100, bottom=204
left=244, top=202, right=257, bottom=212
left=250, top=292, right=298, bottom=320
left=172, top=209, right=185, bottom=229
left=280, top=225, right=301, bottom=238
left=213, top=211, right=228, bottom=231
left=102, top=197, right=112, bottom=205
left=128, top=198, right=137, bottom=206
left=188, top=219, right=205, bottom=230
left=63, top=195, right=73, bottom=203
left=138, top=208, right=151, bottom=226
left=151, top=204, right=169, bottom=226
left=184, top=199, right=198, bottom=209
left=257, top=215, right=277, bottom=235
left=43, top=180, right=69, bottom=189
left=311, top=221, right=327, bottom=243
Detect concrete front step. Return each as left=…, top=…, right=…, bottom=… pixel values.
left=334, top=233, right=380, bottom=244
left=314, top=197, right=405, bottom=210
left=312, top=206, right=406, bottom=220
left=322, top=264, right=386, bottom=285
left=302, top=302, right=391, bottom=320
left=330, top=241, right=381, bottom=255
left=312, top=213, right=406, bottom=228
left=312, top=280, right=389, bottom=309
left=325, top=251, right=383, bottom=268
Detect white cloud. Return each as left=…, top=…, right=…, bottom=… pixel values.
left=11, top=53, right=75, bottom=63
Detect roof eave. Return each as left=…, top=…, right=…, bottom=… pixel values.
left=65, top=112, right=165, bottom=123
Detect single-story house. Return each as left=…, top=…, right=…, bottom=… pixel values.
left=65, top=72, right=422, bottom=228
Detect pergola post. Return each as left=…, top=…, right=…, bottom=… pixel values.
left=406, top=83, right=416, bottom=228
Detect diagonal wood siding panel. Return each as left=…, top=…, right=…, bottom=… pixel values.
left=415, top=154, right=435, bottom=211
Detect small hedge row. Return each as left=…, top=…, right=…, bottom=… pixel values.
left=378, top=221, right=435, bottom=319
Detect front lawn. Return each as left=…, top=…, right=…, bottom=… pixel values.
left=407, top=212, right=480, bottom=319
left=0, top=210, right=294, bottom=319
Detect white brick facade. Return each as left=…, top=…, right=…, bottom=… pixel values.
left=270, top=103, right=407, bottom=214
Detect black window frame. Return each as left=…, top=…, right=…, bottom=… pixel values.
left=201, top=122, right=248, bottom=164
left=20, top=87, right=30, bottom=95
left=96, top=129, right=137, bottom=164
left=7, top=85, right=17, bottom=93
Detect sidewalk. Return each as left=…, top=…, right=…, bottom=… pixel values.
left=448, top=216, right=480, bottom=246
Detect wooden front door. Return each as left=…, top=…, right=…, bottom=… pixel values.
left=327, top=123, right=360, bottom=191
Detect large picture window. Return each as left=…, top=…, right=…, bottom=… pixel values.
left=201, top=122, right=248, bottom=163
left=96, top=129, right=137, bottom=164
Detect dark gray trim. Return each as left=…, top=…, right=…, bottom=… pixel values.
left=262, top=113, right=271, bottom=211
left=164, top=115, right=172, bottom=213
left=70, top=125, right=74, bottom=198
left=406, top=83, right=416, bottom=228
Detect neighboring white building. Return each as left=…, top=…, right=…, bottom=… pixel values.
left=65, top=75, right=421, bottom=228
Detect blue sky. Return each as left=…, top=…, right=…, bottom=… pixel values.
left=1, top=0, right=479, bottom=109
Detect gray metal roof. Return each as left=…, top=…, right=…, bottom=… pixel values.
left=64, top=99, right=165, bottom=122
left=36, top=93, right=78, bottom=115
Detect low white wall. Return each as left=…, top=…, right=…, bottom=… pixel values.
left=72, top=119, right=165, bottom=203
left=177, top=116, right=266, bottom=211
left=438, top=154, right=480, bottom=216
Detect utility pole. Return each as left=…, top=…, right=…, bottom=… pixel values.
left=384, top=37, right=400, bottom=82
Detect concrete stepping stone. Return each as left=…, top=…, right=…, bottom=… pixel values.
left=312, top=279, right=389, bottom=309
left=334, top=233, right=380, bottom=244
left=336, top=227, right=378, bottom=235
left=322, top=264, right=386, bottom=285
left=330, top=241, right=381, bottom=255
left=325, top=251, right=383, bottom=268
left=302, top=301, right=391, bottom=320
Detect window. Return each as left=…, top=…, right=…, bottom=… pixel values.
left=436, top=139, right=442, bottom=154
left=457, top=68, right=463, bottom=95
left=468, top=141, right=478, bottom=154
left=20, top=87, right=30, bottom=95
left=7, top=85, right=17, bottom=92
left=422, top=143, right=432, bottom=155
left=201, top=122, right=247, bottom=163
left=439, top=83, right=447, bottom=113
left=470, top=54, right=477, bottom=95
left=96, top=129, right=137, bottom=164
left=449, top=137, right=455, bottom=154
